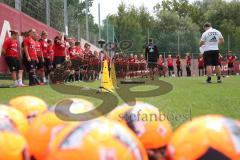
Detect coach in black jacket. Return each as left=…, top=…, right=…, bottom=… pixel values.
left=145, top=38, right=159, bottom=80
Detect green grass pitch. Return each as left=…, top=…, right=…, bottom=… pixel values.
left=0, top=76, right=240, bottom=128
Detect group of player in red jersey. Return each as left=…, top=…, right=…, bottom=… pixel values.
left=221, top=51, right=238, bottom=76
left=2, top=29, right=238, bottom=87
left=114, top=53, right=147, bottom=79
left=157, top=54, right=192, bottom=77
left=155, top=52, right=237, bottom=78
left=2, top=29, right=106, bottom=86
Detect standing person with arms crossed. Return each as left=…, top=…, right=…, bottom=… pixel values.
left=145, top=38, right=159, bottom=80
left=200, top=23, right=224, bottom=83
left=2, top=30, right=26, bottom=87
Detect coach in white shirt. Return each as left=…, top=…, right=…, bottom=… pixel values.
left=199, top=22, right=224, bottom=83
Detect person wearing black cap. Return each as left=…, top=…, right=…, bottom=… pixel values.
left=145, top=38, right=159, bottom=80
left=200, top=22, right=224, bottom=83
left=2, top=30, right=26, bottom=87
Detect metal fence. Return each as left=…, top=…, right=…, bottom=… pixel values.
left=0, top=0, right=98, bottom=45
left=1, top=0, right=240, bottom=53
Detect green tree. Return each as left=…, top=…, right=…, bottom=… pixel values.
left=102, top=3, right=145, bottom=53
left=101, top=0, right=240, bottom=54
left=152, top=10, right=200, bottom=54
left=193, top=0, right=240, bottom=52
left=67, top=0, right=98, bottom=44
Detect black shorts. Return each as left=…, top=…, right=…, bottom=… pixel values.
left=92, top=65, right=101, bottom=72
left=25, top=60, right=37, bottom=72
left=54, top=56, right=65, bottom=66
left=37, top=57, right=44, bottom=69
left=129, top=64, right=135, bottom=71
left=134, top=64, right=139, bottom=71
left=44, top=58, right=53, bottom=69
left=158, top=65, right=164, bottom=71
left=148, top=62, right=157, bottom=69
left=122, top=65, right=128, bottom=72
left=22, top=54, right=37, bottom=72
left=228, top=63, right=233, bottom=68
left=203, top=50, right=220, bottom=66
left=177, top=66, right=182, bottom=70
left=198, top=66, right=204, bottom=69
left=115, top=64, right=121, bottom=72
left=71, top=59, right=80, bottom=70
left=168, top=66, right=174, bottom=71
left=139, top=63, right=146, bottom=70
left=5, top=56, right=22, bottom=72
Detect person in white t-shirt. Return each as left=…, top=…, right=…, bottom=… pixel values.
left=199, top=22, right=224, bottom=83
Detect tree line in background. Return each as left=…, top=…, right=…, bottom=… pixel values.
left=1, top=0, right=240, bottom=56
left=101, top=0, right=240, bottom=56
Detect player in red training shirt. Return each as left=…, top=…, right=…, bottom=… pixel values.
left=83, top=43, right=93, bottom=63
left=75, top=41, right=83, bottom=59
left=134, top=55, right=140, bottom=76
left=23, top=29, right=42, bottom=86
left=44, top=39, right=54, bottom=79
left=167, top=54, right=174, bottom=77
left=74, top=41, right=84, bottom=81
left=198, top=53, right=205, bottom=76
left=34, top=33, right=46, bottom=84
left=67, top=40, right=78, bottom=82
left=157, top=55, right=165, bottom=77
left=114, top=52, right=121, bottom=78
left=90, top=51, right=100, bottom=80
left=139, top=54, right=146, bottom=77
left=122, top=54, right=128, bottom=79
left=227, top=51, right=237, bottom=76
left=82, top=43, right=94, bottom=80
left=53, top=32, right=67, bottom=68
left=185, top=53, right=191, bottom=77
left=2, top=30, right=25, bottom=87
left=39, top=31, right=49, bottom=83
left=176, top=55, right=182, bottom=77
left=128, top=54, right=135, bottom=78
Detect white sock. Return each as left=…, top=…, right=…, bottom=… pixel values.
left=18, top=79, right=23, bottom=85
left=43, top=77, right=47, bottom=83
left=14, top=80, right=18, bottom=85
